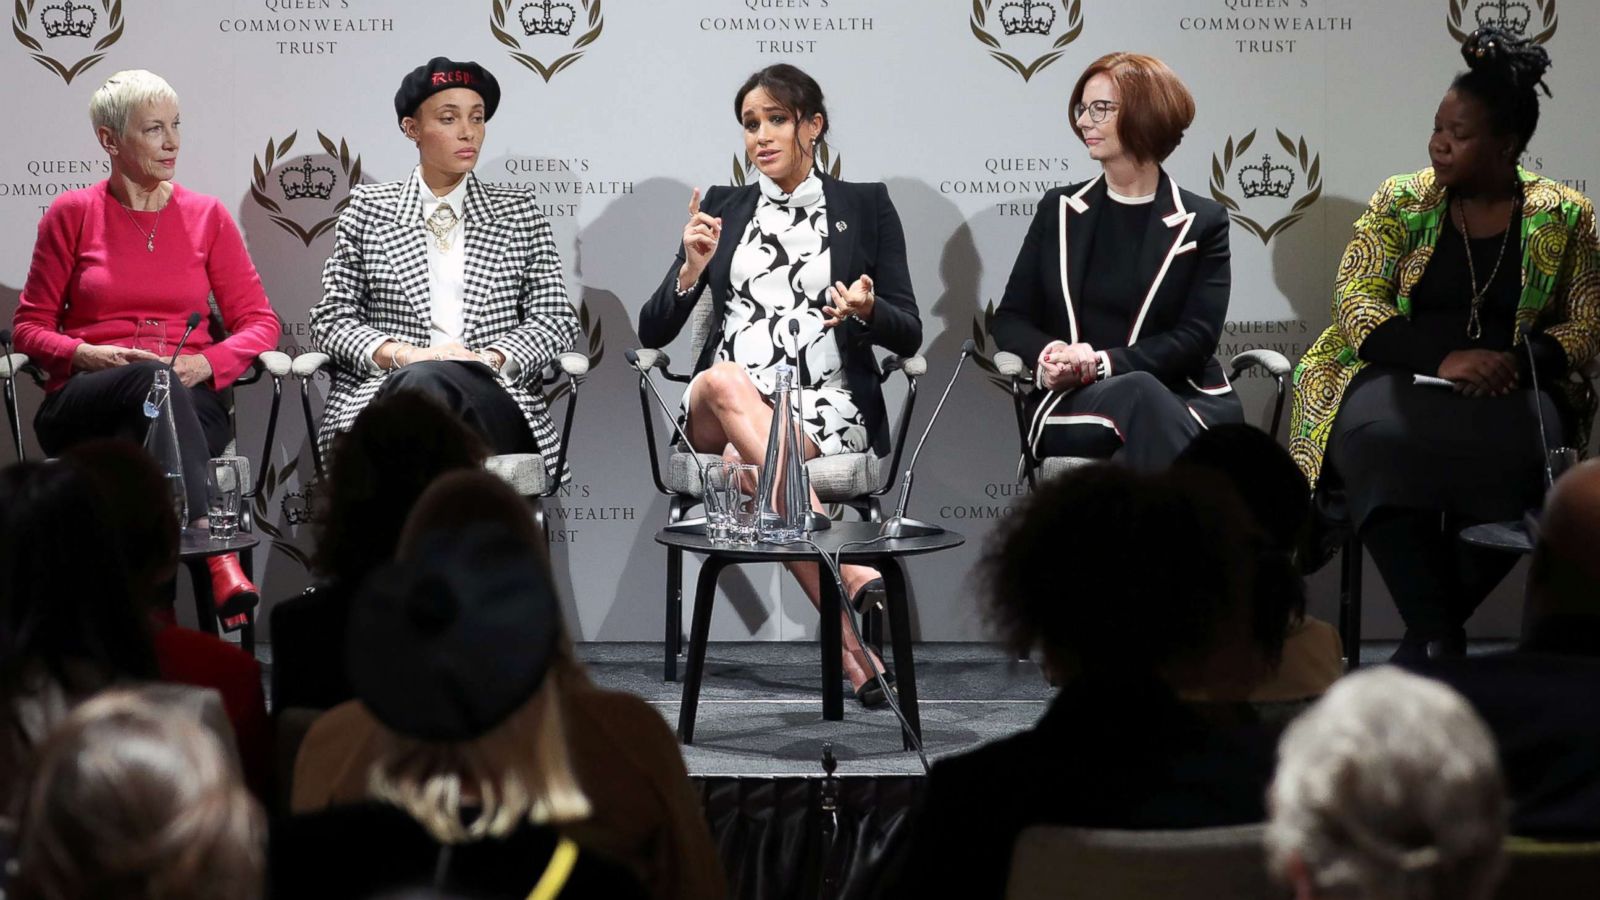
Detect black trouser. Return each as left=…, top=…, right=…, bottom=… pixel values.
left=1027, top=371, right=1205, bottom=472
left=375, top=361, right=537, bottom=455
left=1360, top=508, right=1520, bottom=638
left=35, top=361, right=230, bottom=523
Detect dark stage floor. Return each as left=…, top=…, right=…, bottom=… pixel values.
left=253, top=638, right=1516, bottom=777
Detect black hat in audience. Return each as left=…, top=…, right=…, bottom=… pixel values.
left=394, top=57, right=501, bottom=126
left=348, top=524, right=557, bottom=741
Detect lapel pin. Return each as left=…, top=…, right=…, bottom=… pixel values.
left=835, top=221, right=848, bottom=233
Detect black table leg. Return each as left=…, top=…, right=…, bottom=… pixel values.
left=879, top=558, right=921, bottom=749
left=819, top=559, right=844, bottom=722
left=678, top=557, right=727, bottom=744
left=187, top=558, right=218, bottom=637
left=665, top=544, right=683, bottom=682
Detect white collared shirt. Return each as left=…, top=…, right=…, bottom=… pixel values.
left=361, top=169, right=518, bottom=379
left=417, top=166, right=470, bottom=346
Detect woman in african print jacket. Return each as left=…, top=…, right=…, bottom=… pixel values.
left=1289, top=27, right=1600, bottom=660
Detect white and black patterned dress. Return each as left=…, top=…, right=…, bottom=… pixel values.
left=693, top=173, right=869, bottom=456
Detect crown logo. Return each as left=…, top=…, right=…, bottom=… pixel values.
left=1475, top=0, right=1533, bottom=33
left=1238, top=154, right=1295, bottom=200
left=520, top=0, right=575, bottom=36
left=278, top=156, right=337, bottom=201
left=999, top=0, right=1055, bottom=35
left=40, top=0, right=96, bottom=38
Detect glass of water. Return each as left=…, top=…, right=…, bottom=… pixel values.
left=206, top=456, right=243, bottom=541
left=134, top=318, right=167, bottom=357
left=726, top=463, right=759, bottom=545
left=702, top=462, right=732, bottom=543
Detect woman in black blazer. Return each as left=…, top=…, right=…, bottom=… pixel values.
left=992, top=52, right=1241, bottom=470
left=639, top=64, right=920, bottom=706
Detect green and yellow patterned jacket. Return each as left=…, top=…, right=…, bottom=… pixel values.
left=1290, top=167, right=1600, bottom=490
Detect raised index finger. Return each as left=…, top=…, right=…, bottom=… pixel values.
left=688, top=188, right=701, bottom=217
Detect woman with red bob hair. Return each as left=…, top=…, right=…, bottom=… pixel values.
left=993, top=52, right=1241, bottom=470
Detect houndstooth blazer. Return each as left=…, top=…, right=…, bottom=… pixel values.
left=310, top=172, right=579, bottom=482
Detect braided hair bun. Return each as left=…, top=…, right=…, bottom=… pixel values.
left=1453, top=26, right=1553, bottom=154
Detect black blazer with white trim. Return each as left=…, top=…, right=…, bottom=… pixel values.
left=991, top=171, right=1235, bottom=400
left=639, top=174, right=921, bottom=458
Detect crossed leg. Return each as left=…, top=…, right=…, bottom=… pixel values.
left=687, top=361, right=887, bottom=693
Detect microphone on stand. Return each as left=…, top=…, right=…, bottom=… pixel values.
left=879, top=340, right=976, bottom=539
left=788, top=317, right=830, bottom=532
left=626, top=349, right=717, bottom=533
left=168, top=312, right=204, bottom=369
left=1519, top=323, right=1557, bottom=490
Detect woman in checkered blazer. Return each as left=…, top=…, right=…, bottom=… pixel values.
left=310, top=58, right=578, bottom=483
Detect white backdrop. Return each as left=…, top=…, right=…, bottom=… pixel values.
left=2, top=0, right=1592, bottom=641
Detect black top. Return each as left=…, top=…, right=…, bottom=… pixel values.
left=1404, top=615, right=1600, bottom=839
left=268, top=581, right=354, bottom=712
left=991, top=173, right=1235, bottom=393
left=885, top=672, right=1280, bottom=900
left=1078, top=195, right=1155, bottom=347
left=269, top=803, right=649, bottom=899
left=1359, top=209, right=1565, bottom=381
left=639, top=174, right=921, bottom=458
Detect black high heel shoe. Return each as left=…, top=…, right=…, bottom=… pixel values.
left=853, top=668, right=896, bottom=709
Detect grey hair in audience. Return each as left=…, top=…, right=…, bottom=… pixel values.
left=1266, top=667, right=1507, bottom=900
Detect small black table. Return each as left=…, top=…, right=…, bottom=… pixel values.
left=655, top=521, right=964, bottom=747
left=178, top=529, right=260, bottom=650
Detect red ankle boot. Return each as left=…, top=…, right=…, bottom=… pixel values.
left=206, top=553, right=259, bottom=621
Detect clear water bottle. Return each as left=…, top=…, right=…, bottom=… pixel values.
left=142, top=367, right=187, bottom=526
left=755, top=364, right=809, bottom=544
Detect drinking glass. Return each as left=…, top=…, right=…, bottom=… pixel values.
left=725, top=463, right=759, bottom=545
left=134, top=318, right=167, bottom=357
left=1548, top=447, right=1580, bottom=485
left=702, top=462, right=732, bottom=543
left=207, top=456, right=243, bottom=541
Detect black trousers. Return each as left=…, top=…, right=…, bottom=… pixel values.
left=375, top=361, right=536, bottom=455
left=35, top=361, right=230, bottom=522
left=1026, top=371, right=1206, bottom=472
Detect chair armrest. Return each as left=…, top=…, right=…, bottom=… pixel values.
left=258, top=350, right=293, bottom=378
left=556, top=351, right=590, bottom=378
left=882, top=355, right=926, bottom=379
left=0, top=353, right=27, bottom=380
left=632, top=348, right=670, bottom=371
left=993, top=351, right=1030, bottom=379
left=1229, top=348, right=1292, bottom=379
left=291, top=352, right=331, bottom=379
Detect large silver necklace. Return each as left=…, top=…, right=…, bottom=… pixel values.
left=1454, top=182, right=1521, bottom=340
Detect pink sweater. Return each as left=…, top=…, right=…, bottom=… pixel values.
left=13, top=181, right=280, bottom=392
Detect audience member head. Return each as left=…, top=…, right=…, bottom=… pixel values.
left=1267, top=667, right=1507, bottom=900
left=313, top=390, right=487, bottom=586
left=62, top=440, right=181, bottom=606
left=1525, top=459, right=1600, bottom=623
left=980, top=465, right=1277, bottom=692
left=13, top=689, right=265, bottom=900
left=0, top=461, right=157, bottom=705
left=1176, top=423, right=1310, bottom=666
left=350, top=478, right=587, bottom=844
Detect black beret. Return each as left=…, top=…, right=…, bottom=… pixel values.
left=347, top=524, right=559, bottom=742
left=394, top=57, right=501, bottom=126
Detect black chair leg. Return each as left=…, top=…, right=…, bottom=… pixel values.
left=678, top=558, right=726, bottom=744
left=879, top=558, right=921, bottom=748
left=1340, top=537, right=1364, bottom=671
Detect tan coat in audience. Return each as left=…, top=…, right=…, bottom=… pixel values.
left=291, top=673, right=725, bottom=900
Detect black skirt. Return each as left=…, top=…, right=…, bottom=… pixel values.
left=1326, top=366, right=1560, bottom=528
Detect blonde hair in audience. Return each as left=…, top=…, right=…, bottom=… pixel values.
left=14, top=690, right=264, bottom=900
left=366, top=680, right=590, bottom=844
left=1266, top=667, right=1507, bottom=900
